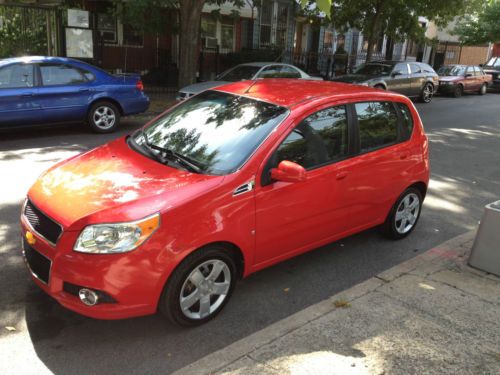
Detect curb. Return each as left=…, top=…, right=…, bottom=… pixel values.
left=173, top=230, right=476, bottom=375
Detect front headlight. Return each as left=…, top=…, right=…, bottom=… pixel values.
left=74, top=213, right=160, bottom=254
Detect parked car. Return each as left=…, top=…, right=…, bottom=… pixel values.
left=0, top=56, right=149, bottom=133
left=437, top=64, right=492, bottom=97
left=177, top=62, right=323, bottom=100
left=481, top=56, right=500, bottom=91
left=331, top=61, right=439, bottom=103
left=21, top=79, right=429, bottom=326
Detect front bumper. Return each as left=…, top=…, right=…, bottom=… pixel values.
left=437, top=83, right=457, bottom=94
left=20, top=217, right=170, bottom=320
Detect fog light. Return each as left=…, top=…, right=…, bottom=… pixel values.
left=79, top=288, right=99, bottom=306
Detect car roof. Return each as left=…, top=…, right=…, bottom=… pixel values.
left=215, top=79, right=405, bottom=108
left=0, top=56, right=81, bottom=65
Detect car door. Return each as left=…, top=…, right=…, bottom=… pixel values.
left=386, top=63, right=411, bottom=95
left=333, top=101, right=414, bottom=230
left=35, top=63, right=93, bottom=123
left=0, top=63, right=40, bottom=127
left=464, top=66, right=478, bottom=91
left=409, top=63, right=425, bottom=96
left=254, top=104, right=351, bottom=265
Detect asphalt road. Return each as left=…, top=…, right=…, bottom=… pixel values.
left=1, top=92, right=499, bottom=374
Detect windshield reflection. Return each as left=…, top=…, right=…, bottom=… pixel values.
left=134, top=91, right=288, bottom=175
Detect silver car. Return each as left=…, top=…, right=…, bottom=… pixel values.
left=177, top=62, right=322, bottom=100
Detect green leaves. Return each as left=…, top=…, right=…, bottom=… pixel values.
left=455, top=0, right=500, bottom=45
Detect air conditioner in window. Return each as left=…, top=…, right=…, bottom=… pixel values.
left=203, top=37, right=218, bottom=49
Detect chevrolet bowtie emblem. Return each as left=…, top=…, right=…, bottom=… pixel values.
left=25, top=231, right=36, bottom=246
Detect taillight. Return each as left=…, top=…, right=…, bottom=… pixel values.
left=136, top=80, right=144, bottom=91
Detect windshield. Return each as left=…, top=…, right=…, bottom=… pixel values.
left=217, top=65, right=261, bottom=81
left=485, top=57, right=500, bottom=67
left=133, top=91, right=288, bottom=175
left=437, top=65, right=466, bottom=76
left=354, top=63, right=393, bottom=75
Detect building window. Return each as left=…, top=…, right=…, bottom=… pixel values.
left=123, top=23, right=143, bottom=46
left=201, top=16, right=217, bottom=38
left=97, top=13, right=117, bottom=43
left=259, top=0, right=272, bottom=47
left=221, top=22, right=234, bottom=50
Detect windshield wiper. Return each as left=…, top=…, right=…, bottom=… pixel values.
left=134, top=129, right=167, bottom=164
left=134, top=129, right=203, bottom=174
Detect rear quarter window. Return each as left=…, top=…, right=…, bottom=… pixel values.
left=397, top=103, right=414, bottom=141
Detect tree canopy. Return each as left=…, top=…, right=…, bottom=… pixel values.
left=455, top=0, right=500, bottom=45
left=302, top=0, right=481, bottom=61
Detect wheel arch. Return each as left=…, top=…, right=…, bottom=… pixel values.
left=88, top=97, right=124, bottom=116
left=408, top=181, right=428, bottom=199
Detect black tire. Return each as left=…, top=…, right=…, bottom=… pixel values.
left=381, top=187, right=423, bottom=240
left=453, top=84, right=463, bottom=98
left=374, top=84, right=386, bottom=90
left=419, top=83, right=434, bottom=103
left=87, top=101, right=120, bottom=133
left=159, top=246, right=237, bottom=326
left=478, top=83, right=487, bottom=95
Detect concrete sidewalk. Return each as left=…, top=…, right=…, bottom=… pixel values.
left=175, top=231, right=500, bottom=375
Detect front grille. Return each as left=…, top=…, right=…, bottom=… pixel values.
left=23, top=239, right=51, bottom=284
left=24, top=200, right=62, bottom=245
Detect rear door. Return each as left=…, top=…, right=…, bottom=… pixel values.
left=333, top=101, right=414, bottom=229
left=0, top=63, right=39, bottom=127
left=409, top=63, right=425, bottom=96
left=386, top=63, right=411, bottom=95
left=35, top=63, right=93, bottom=123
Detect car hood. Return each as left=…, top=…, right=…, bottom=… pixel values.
left=179, top=81, right=230, bottom=95
left=331, top=74, right=374, bottom=83
left=438, top=76, right=462, bottom=82
left=28, top=138, right=224, bottom=230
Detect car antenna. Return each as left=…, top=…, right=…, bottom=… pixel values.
left=244, top=79, right=259, bottom=94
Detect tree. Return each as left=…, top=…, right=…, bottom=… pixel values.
left=114, top=0, right=245, bottom=88
left=303, top=0, right=481, bottom=62
left=455, top=0, right=500, bottom=45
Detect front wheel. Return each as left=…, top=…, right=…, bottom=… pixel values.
left=88, top=102, right=120, bottom=133
left=453, top=84, right=463, bottom=98
left=381, top=187, right=423, bottom=240
left=420, top=83, right=434, bottom=103
left=159, top=247, right=237, bottom=326
left=478, top=83, right=487, bottom=95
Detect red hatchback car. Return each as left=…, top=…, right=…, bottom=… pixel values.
left=21, top=80, right=429, bottom=326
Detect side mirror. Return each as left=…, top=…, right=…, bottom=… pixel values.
left=270, top=160, right=306, bottom=183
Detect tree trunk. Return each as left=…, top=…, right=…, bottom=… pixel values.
left=178, top=0, right=205, bottom=88
left=365, top=0, right=384, bottom=62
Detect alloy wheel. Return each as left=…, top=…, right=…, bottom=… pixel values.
left=93, top=106, right=116, bottom=130
left=394, top=193, right=420, bottom=234
left=179, top=259, right=231, bottom=320
left=422, top=84, right=433, bottom=103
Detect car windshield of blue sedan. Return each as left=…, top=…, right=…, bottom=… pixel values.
left=217, top=66, right=261, bottom=81
left=438, top=65, right=466, bottom=76
left=354, top=63, right=393, bottom=75
left=134, top=91, right=288, bottom=175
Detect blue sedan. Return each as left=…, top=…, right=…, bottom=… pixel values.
left=0, top=56, right=150, bottom=133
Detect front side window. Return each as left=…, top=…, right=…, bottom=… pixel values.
left=217, top=65, right=260, bottom=81
left=438, top=65, right=466, bottom=76
left=355, top=101, right=398, bottom=152
left=393, top=63, right=409, bottom=75
left=276, top=106, right=348, bottom=169
left=40, top=64, right=87, bottom=86
left=133, top=91, right=288, bottom=175
left=0, top=63, right=34, bottom=88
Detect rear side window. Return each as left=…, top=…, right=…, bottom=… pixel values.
left=397, top=103, right=414, bottom=141
left=0, top=63, right=34, bottom=88
left=276, top=105, right=348, bottom=169
left=40, top=64, right=87, bottom=86
left=355, top=102, right=398, bottom=152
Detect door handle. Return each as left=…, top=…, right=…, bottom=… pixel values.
left=336, top=171, right=349, bottom=180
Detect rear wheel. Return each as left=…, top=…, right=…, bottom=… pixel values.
left=478, top=83, right=487, bottom=95
left=453, top=84, right=463, bottom=98
left=381, top=187, right=423, bottom=240
left=420, top=83, right=434, bottom=103
left=88, top=101, right=120, bottom=133
left=159, top=247, right=237, bottom=326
